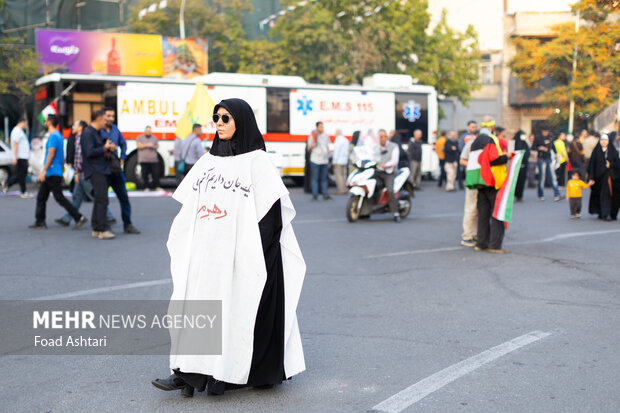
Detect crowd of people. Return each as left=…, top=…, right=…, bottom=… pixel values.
left=18, top=108, right=141, bottom=239
left=304, top=115, right=619, bottom=249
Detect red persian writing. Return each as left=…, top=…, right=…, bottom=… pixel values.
left=197, top=204, right=228, bottom=220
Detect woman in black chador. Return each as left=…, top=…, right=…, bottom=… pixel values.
left=152, top=98, right=305, bottom=397
left=512, top=130, right=530, bottom=201
left=588, top=133, right=620, bottom=221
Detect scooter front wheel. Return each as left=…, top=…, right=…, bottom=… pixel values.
left=346, top=195, right=361, bottom=222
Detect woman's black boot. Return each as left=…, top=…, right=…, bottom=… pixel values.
left=182, top=384, right=195, bottom=398
left=152, top=374, right=185, bottom=391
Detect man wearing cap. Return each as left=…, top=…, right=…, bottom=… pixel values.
left=533, top=125, right=561, bottom=201
left=465, top=116, right=512, bottom=253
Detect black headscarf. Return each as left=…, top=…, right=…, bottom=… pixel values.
left=209, top=98, right=266, bottom=157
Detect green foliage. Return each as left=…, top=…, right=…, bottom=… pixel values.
left=127, top=0, right=251, bottom=72
left=509, top=0, right=620, bottom=124
left=0, top=37, right=41, bottom=104
left=127, top=0, right=481, bottom=104
left=414, top=11, right=480, bottom=102
left=261, top=0, right=480, bottom=104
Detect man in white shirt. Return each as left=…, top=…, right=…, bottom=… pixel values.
left=376, top=129, right=401, bottom=222
left=5, top=117, right=33, bottom=197
left=307, top=121, right=331, bottom=200
left=331, top=129, right=349, bottom=194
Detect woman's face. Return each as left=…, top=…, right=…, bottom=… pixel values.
left=215, top=107, right=236, bottom=141
left=600, top=139, right=608, bottom=149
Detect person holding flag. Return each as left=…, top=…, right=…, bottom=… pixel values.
left=465, top=116, right=513, bottom=254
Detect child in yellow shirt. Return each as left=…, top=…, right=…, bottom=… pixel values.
left=567, top=171, right=590, bottom=218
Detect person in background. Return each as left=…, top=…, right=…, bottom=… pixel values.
left=611, top=131, right=620, bottom=153
left=82, top=110, right=115, bottom=239
left=348, top=130, right=361, bottom=176
left=554, top=132, right=569, bottom=188
left=307, top=121, right=331, bottom=200
left=173, top=136, right=183, bottom=186
left=180, top=124, right=205, bottom=176
left=458, top=121, right=477, bottom=190
left=101, top=106, right=140, bottom=234
left=582, top=130, right=599, bottom=181
left=526, top=133, right=537, bottom=188
left=534, top=125, right=561, bottom=201
left=29, top=114, right=87, bottom=230
left=407, top=129, right=423, bottom=189
left=466, top=116, right=511, bottom=253
left=443, top=131, right=459, bottom=192
left=460, top=137, right=477, bottom=247
left=137, top=125, right=161, bottom=191
left=56, top=120, right=115, bottom=227
left=434, top=131, right=446, bottom=187
left=389, top=130, right=409, bottom=170
left=566, top=170, right=590, bottom=219
left=5, top=117, right=33, bottom=198
left=512, top=130, right=530, bottom=202
left=376, top=129, right=401, bottom=222
left=588, top=133, right=619, bottom=221
left=331, top=129, right=349, bottom=195
left=569, top=129, right=586, bottom=179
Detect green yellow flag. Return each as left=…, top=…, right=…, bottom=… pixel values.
left=175, top=81, right=215, bottom=139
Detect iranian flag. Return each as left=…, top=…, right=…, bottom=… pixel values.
left=493, top=150, right=525, bottom=222
left=37, top=100, right=58, bottom=125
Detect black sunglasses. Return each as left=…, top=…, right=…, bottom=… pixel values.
left=213, top=114, right=232, bottom=124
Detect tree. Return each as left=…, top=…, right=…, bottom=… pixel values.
left=261, top=0, right=480, bottom=104
left=127, top=0, right=251, bottom=72
left=0, top=36, right=41, bottom=106
left=509, top=0, right=620, bottom=126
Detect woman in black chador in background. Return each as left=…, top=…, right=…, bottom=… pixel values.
left=588, top=133, right=620, bottom=221
left=512, top=130, right=530, bottom=201
left=152, top=98, right=306, bottom=397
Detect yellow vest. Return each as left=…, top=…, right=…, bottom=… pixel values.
left=554, top=139, right=567, bottom=164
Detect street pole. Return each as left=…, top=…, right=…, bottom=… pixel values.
left=179, top=0, right=186, bottom=39
left=568, top=10, right=580, bottom=135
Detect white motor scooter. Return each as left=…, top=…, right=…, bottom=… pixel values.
left=345, top=159, right=414, bottom=222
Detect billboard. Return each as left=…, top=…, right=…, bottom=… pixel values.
left=36, top=30, right=207, bottom=78
left=117, top=83, right=266, bottom=138
left=289, top=89, right=395, bottom=136
left=162, top=37, right=208, bottom=79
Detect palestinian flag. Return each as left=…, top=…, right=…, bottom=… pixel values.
left=465, top=133, right=506, bottom=189
left=493, top=150, right=525, bottom=223
left=37, top=100, right=58, bottom=125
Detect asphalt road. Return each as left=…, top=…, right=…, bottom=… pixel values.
left=1, top=180, right=619, bottom=413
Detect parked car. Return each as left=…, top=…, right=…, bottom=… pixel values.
left=0, top=140, right=17, bottom=192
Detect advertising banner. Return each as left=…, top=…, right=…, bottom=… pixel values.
left=162, top=37, right=208, bottom=79
left=289, top=89, right=395, bottom=136
left=117, top=83, right=266, bottom=138
left=36, top=30, right=208, bottom=79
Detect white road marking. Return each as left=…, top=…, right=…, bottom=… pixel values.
left=30, top=279, right=171, bottom=300
left=369, top=228, right=620, bottom=258
left=509, top=228, right=620, bottom=245
left=372, top=330, right=553, bottom=413
left=369, top=246, right=462, bottom=258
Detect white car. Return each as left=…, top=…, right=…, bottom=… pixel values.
left=0, top=140, right=17, bottom=190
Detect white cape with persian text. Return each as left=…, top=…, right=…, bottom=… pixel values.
left=167, top=150, right=306, bottom=384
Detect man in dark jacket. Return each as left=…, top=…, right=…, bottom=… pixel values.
left=81, top=109, right=116, bottom=240
left=533, top=125, right=561, bottom=201
left=465, top=116, right=511, bottom=253
left=407, top=129, right=423, bottom=189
